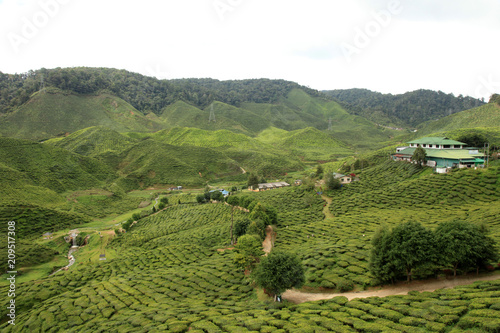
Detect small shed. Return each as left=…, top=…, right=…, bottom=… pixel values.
left=333, top=173, right=352, bottom=184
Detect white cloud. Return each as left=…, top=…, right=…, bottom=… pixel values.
left=0, top=0, right=498, bottom=100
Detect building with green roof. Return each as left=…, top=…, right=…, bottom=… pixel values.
left=393, top=137, right=485, bottom=173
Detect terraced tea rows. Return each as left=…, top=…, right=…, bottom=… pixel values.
left=113, top=203, right=245, bottom=249
left=330, top=163, right=499, bottom=217
left=3, top=260, right=500, bottom=332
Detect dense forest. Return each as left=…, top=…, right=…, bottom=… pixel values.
left=323, top=88, right=484, bottom=127
left=0, top=67, right=324, bottom=115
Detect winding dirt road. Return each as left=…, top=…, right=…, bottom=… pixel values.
left=283, top=273, right=500, bottom=303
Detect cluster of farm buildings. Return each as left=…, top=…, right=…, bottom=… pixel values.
left=392, top=137, right=486, bottom=173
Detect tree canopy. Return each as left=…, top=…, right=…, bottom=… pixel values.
left=435, top=220, right=498, bottom=276
left=324, top=88, right=484, bottom=127
left=370, top=220, right=498, bottom=283
left=252, top=250, right=305, bottom=299
left=233, top=234, right=264, bottom=271
left=0, top=67, right=324, bottom=115
left=412, top=147, right=427, bottom=167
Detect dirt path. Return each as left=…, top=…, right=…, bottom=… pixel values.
left=321, top=194, right=335, bottom=219
left=262, top=225, right=274, bottom=255
left=283, top=273, right=500, bottom=303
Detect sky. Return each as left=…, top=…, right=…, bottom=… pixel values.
left=0, top=0, right=499, bottom=100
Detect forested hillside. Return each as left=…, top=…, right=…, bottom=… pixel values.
left=323, top=88, right=484, bottom=127
left=0, top=67, right=323, bottom=115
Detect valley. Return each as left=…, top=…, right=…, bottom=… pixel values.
left=0, top=68, right=499, bottom=332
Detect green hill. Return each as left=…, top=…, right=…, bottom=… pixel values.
left=46, top=126, right=137, bottom=157
left=324, top=88, right=484, bottom=127
left=0, top=137, right=116, bottom=201
left=257, top=127, right=353, bottom=161
left=112, top=139, right=243, bottom=188
left=0, top=68, right=402, bottom=151
left=160, top=101, right=259, bottom=135
left=125, top=127, right=305, bottom=177
left=0, top=89, right=164, bottom=140
left=416, top=102, right=500, bottom=135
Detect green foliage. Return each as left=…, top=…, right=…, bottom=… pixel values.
left=324, top=173, right=341, bottom=190
left=252, top=250, right=305, bottom=297
left=455, top=132, right=489, bottom=148
left=388, top=221, right=437, bottom=282
left=234, top=219, right=250, bottom=239
left=210, top=190, right=224, bottom=202
left=0, top=90, right=164, bottom=140
left=196, top=194, right=207, bottom=204
left=0, top=137, right=115, bottom=198
left=0, top=204, right=90, bottom=238
left=226, top=195, right=239, bottom=207
left=370, top=225, right=398, bottom=284
left=417, top=103, right=500, bottom=136
left=412, top=146, right=427, bottom=167
left=435, top=220, right=499, bottom=275
left=325, top=88, right=484, bottom=127
left=247, top=173, right=259, bottom=189
left=316, top=164, right=324, bottom=178
left=489, top=93, right=500, bottom=105
left=233, top=234, right=264, bottom=271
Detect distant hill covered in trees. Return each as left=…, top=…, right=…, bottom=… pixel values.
left=0, top=67, right=324, bottom=115
left=323, top=88, right=485, bottom=127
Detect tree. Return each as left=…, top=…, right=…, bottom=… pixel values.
left=412, top=146, right=427, bottom=167
left=246, top=221, right=266, bottom=240
left=324, top=173, right=341, bottom=190
left=160, top=197, right=169, bottom=205
left=196, top=194, right=206, bottom=204
left=234, top=218, right=250, bottom=238
left=226, top=195, right=239, bottom=206
left=456, top=133, right=488, bottom=148
left=436, top=220, right=498, bottom=276
left=122, top=218, right=134, bottom=231
left=369, top=225, right=398, bottom=284
left=252, top=250, right=305, bottom=300
left=247, top=173, right=259, bottom=190
left=210, top=190, right=224, bottom=202
left=390, top=221, right=436, bottom=282
left=233, top=234, right=264, bottom=271
left=315, top=164, right=324, bottom=178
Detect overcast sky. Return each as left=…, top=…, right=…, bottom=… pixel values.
left=1, top=0, right=499, bottom=100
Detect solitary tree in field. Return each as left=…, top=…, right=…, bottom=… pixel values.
left=412, top=146, right=427, bottom=167
left=252, top=250, right=305, bottom=301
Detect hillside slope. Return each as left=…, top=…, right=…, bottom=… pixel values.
left=416, top=102, right=500, bottom=135
left=0, top=89, right=164, bottom=140
left=125, top=127, right=305, bottom=176
left=0, top=137, right=115, bottom=202
left=324, top=88, right=484, bottom=127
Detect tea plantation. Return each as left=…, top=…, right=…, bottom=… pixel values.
left=1, top=162, right=499, bottom=332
